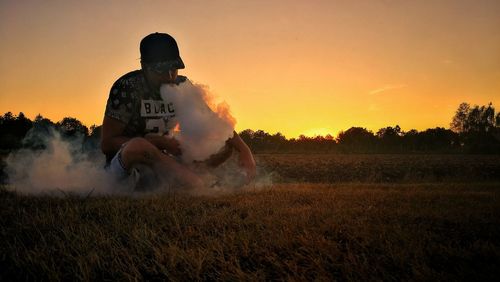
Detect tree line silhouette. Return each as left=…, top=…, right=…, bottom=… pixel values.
left=1, top=102, right=499, bottom=154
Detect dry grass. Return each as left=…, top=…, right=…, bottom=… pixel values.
left=1, top=183, right=499, bottom=281
left=257, top=154, right=500, bottom=183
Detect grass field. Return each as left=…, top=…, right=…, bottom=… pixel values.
left=256, top=154, right=500, bottom=183
left=1, top=155, right=500, bottom=280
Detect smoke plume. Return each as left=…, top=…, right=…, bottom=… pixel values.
left=5, top=129, right=118, bottom=196
left=161, top=80, right=235, bottom=163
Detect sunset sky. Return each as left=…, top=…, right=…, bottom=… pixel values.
left=1, top=0, right=499, bottom=138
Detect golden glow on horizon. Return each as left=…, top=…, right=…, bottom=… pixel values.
left=1, top=0, right=499, bottom=138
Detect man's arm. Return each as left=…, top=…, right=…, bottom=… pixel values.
left=101, top=116, right=131, bottom=156
left=144, top=133, right=181, bottom=156
left=229, top=131, right=256, bottom=181
left=101, top=116, right=180, bottom=157
left=204, top=139, right=233, bottom=167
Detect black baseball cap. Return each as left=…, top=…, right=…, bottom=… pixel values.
left=140, top=32, right=185, bottom=72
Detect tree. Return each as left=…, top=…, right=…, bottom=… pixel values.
left=0, top=112, right=32, bottom=138
left=89, top=124, right=102, bottom=138
left=336, top=127, right=376, bottom=152
left=15, top=112, right=33, bottom=137
left=83, top=125, right=103, bottom=155
left=376, top=125, right=402, bottom=138
left=56, top=117, right=89, bottom=137
left=0, top=112, right=34, bottom=150
left=450, top=102, right=470, bottom=133
left=239, top=129, right=254, bottom=142
left=451, top=102, right=496, bottom=133
left=23, top=114, right=55, bottom=150
left=480, top=103, right=495, bottom=132
left=1, top=112, right=14, bottom=122
left=33, top=114, right=55, bottom=129
left=376, top=125, right=403, bottom=152
left=449, top=102, right=500, bottom=153
left=415, top=128, right=459, bottom=152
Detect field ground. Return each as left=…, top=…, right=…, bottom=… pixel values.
left=1, top=181, right=499, bottom=280
left=256, top=154, right=500, bottom=183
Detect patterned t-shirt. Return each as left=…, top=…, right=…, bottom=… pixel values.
left=105, top=70, right=187, bottom=139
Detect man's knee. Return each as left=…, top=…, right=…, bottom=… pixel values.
left=120, top=137, right=160, bottom=169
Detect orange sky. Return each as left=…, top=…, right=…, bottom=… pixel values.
left=1, top=0, right=499, bottom=138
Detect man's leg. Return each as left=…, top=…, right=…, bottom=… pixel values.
left=120, top=137, right=203, bottom=188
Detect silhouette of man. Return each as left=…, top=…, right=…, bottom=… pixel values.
left=101, top=33, right=256, bottom=189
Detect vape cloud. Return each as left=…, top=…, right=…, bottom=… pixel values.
left=160, top=80, right=235, bottom=163
left=5, top=129, right=117, bottom=195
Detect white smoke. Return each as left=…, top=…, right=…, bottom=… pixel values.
left=160, top=80, right=235, bottom=163
left=5, top=129, right=120, bottom=196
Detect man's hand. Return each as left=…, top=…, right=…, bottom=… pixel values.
left=163, top=136, right=181, bottom=156
left=144, top=134, right=181, bottom=156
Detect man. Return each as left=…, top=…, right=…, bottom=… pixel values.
left=101, top=32, right=256, bottom=189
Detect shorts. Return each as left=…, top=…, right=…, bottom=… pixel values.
left=106, top=143, right=160, bottom=191
left=107, top=145, right=130, bottom=180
